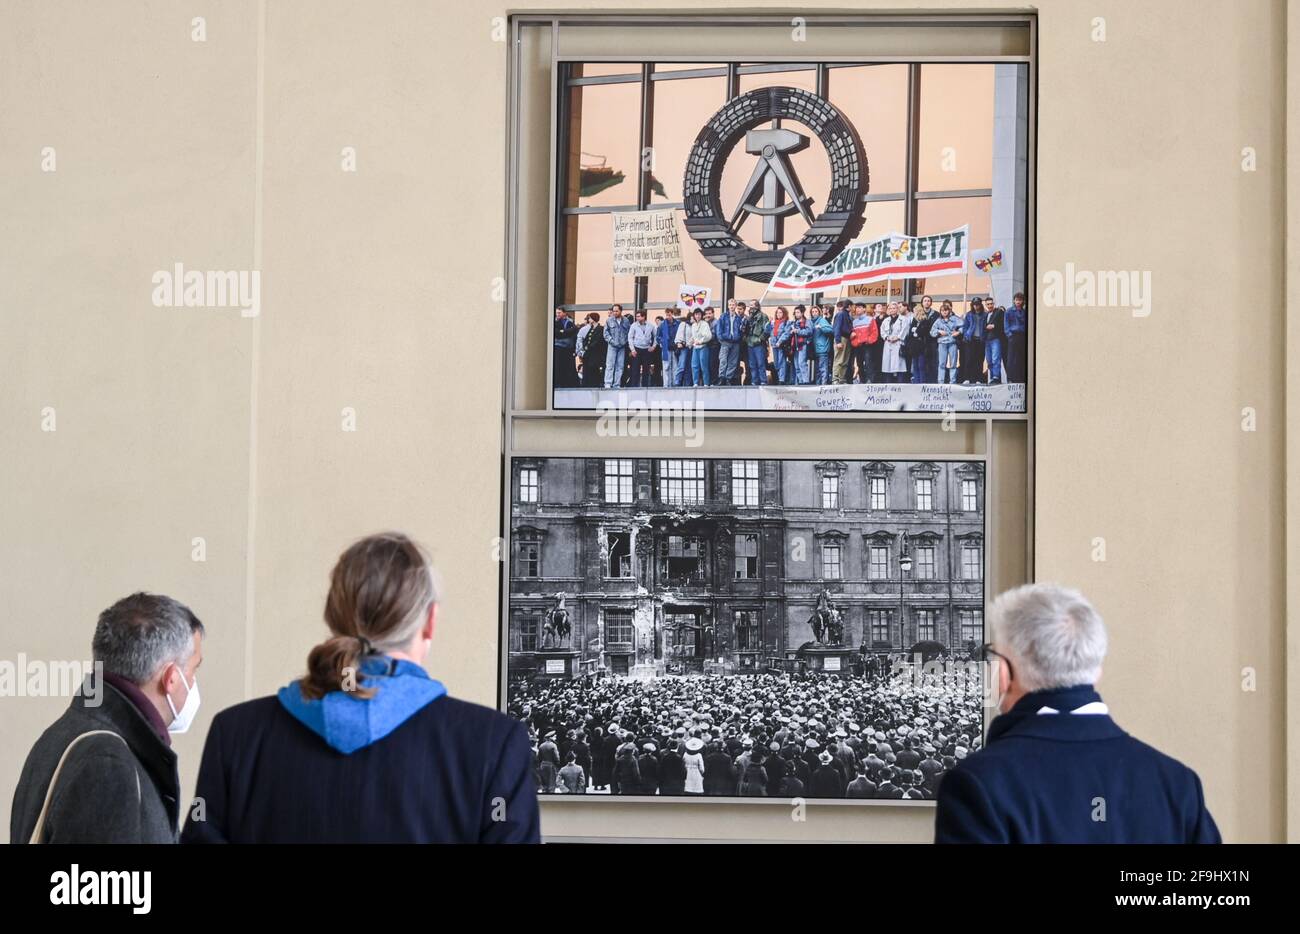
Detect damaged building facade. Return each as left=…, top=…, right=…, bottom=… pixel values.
left=507, top=457, right=985, bottom=679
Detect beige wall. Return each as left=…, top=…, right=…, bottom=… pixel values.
left=0, top=0, right=1291, bottom=843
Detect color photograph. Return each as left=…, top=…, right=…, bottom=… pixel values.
left=551, top=61, right=1029, bottom=413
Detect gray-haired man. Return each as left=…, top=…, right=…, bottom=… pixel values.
left=936, top=583, right=1219, bottom=843
left=11, top=593, right=205, bottom=843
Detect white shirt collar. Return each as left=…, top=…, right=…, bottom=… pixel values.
left=1036, top=701, right=1109, bottom=715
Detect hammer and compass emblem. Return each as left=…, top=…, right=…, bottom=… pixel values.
left=729, top=124, right=817, bottom=251
left=683, top=87, right=868, bottom=282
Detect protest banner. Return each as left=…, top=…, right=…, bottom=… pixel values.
left=768, top=225, right=968, bottom=293
left=611, top=209, right=685, bottom=276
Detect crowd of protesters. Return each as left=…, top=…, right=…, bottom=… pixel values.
left=553, top=294, right=1028, bottom=391
left=511, top=668, right=984, bottom=799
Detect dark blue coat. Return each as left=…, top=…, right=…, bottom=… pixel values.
left=181, top=659, right=539, bottom=844
left=935, top=685, right=1219, bottom=844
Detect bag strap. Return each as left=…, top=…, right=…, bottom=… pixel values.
left=29, top=729, right=138, bottom=844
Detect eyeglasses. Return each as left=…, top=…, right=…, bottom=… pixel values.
left=978, top=643, right=1014, bottom=681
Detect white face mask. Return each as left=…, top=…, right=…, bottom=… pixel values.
left=166, top=667, right=201, bottom=734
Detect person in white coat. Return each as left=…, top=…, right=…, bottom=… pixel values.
left=683, top=737, right=707, bottom=795
left=880, top=302, right=910, bottom=383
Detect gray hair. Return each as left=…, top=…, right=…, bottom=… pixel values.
left=92, top=592, right=205, bottom=684
left=989, top=583, right=1107, bottom=691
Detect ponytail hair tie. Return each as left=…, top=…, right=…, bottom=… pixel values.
left=356, top=635, right=374, bottom=656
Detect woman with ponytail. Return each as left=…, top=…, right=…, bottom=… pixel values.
left=182, top=533, right=539, bottom=844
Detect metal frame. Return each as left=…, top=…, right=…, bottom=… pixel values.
left=497, top=449, right=990, bottom=808
left=501, top=11, right=1038, bottom=813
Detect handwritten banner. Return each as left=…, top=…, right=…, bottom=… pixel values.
left=611, top=209, right=684, bottom=276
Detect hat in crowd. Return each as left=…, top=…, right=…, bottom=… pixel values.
left=544, top=730, right=556, bottom=740
left=818, top=751, right=834, bottom=765
left=805, top=738, right=820, bottom=749
left=642, top=742, right=657, bottom=752
left=685, top=737, right=705, bottom=753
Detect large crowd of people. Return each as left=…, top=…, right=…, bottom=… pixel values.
left=510, top=667, right=984, bottom=799
left=552, top=294, right=1028, bottom=391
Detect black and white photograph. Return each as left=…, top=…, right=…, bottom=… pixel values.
left=503, top=456, right=986, bottom=800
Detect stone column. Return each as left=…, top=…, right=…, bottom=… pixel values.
left=990, top=63, right=1028, bottom=307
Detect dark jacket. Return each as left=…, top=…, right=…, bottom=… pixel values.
left=658, top=750, right=687, bottom=795
left=11, top=680, right=181, bottom=843
left=903, top=318, right=928, bottom=360
left=847, top=776, right=877, bottom=798
left=984, top=306, right=1005, bottom=341
left=553, top=315, right=576, bottom=349
left=831, top=308, right=852, bottom=341
left=703, top=751, right=735, bottom=796
left=738, top=760, right=768, bottom=796
left=765, top=754, right=787, bottom=796
left=779, top=775, right=805, bottom=797
left=569, top=739, right=592, bottom=776
left=811, top=764, right=845, bottom=798
left=181, top=658, right=538, bottom=843
left=935, top=685, right=1220, bottom=844
left=637, top=753, right=661, bottom=794
left=613, top=754, right=641, bottom=795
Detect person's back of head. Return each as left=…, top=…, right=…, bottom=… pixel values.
left=301, top=532, right=438, bottom=701
left=93, top=592, right=205, bottom=732
left=988, top=583, right=1108, bottom=709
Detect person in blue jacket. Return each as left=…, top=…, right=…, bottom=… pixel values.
left=181, top=533, right=540, bottom=844
left=714, top=299, right=744, bottom=385
left=935, top=583, right=1220, bottom=844
left=553, top=306, right=577, bottom=389
left=656, top=309, right=680, bottom=387
left=1004, top=291, right=1028, bottom=384
left=790, top=305, right=813, bottom=385
left=959, top=298, right=987, bottom=385
left=811, top=305, right=835, bottom=384
left=602, top=304, right=631, bottom=390
left=704, top=307, right=722, bottom=384
left=830, top=300, right=853, bottom=384
left=931, top=300, right=962, bottom=384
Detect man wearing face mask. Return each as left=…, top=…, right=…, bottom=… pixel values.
left=935, top=583, right=1219, bottom=844
left=11, top=593, right=204, bottom=843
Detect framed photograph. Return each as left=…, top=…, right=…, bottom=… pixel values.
left=501, top=455, right=987, bottom=803
left=550, top=59, right=1030, bottom=414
